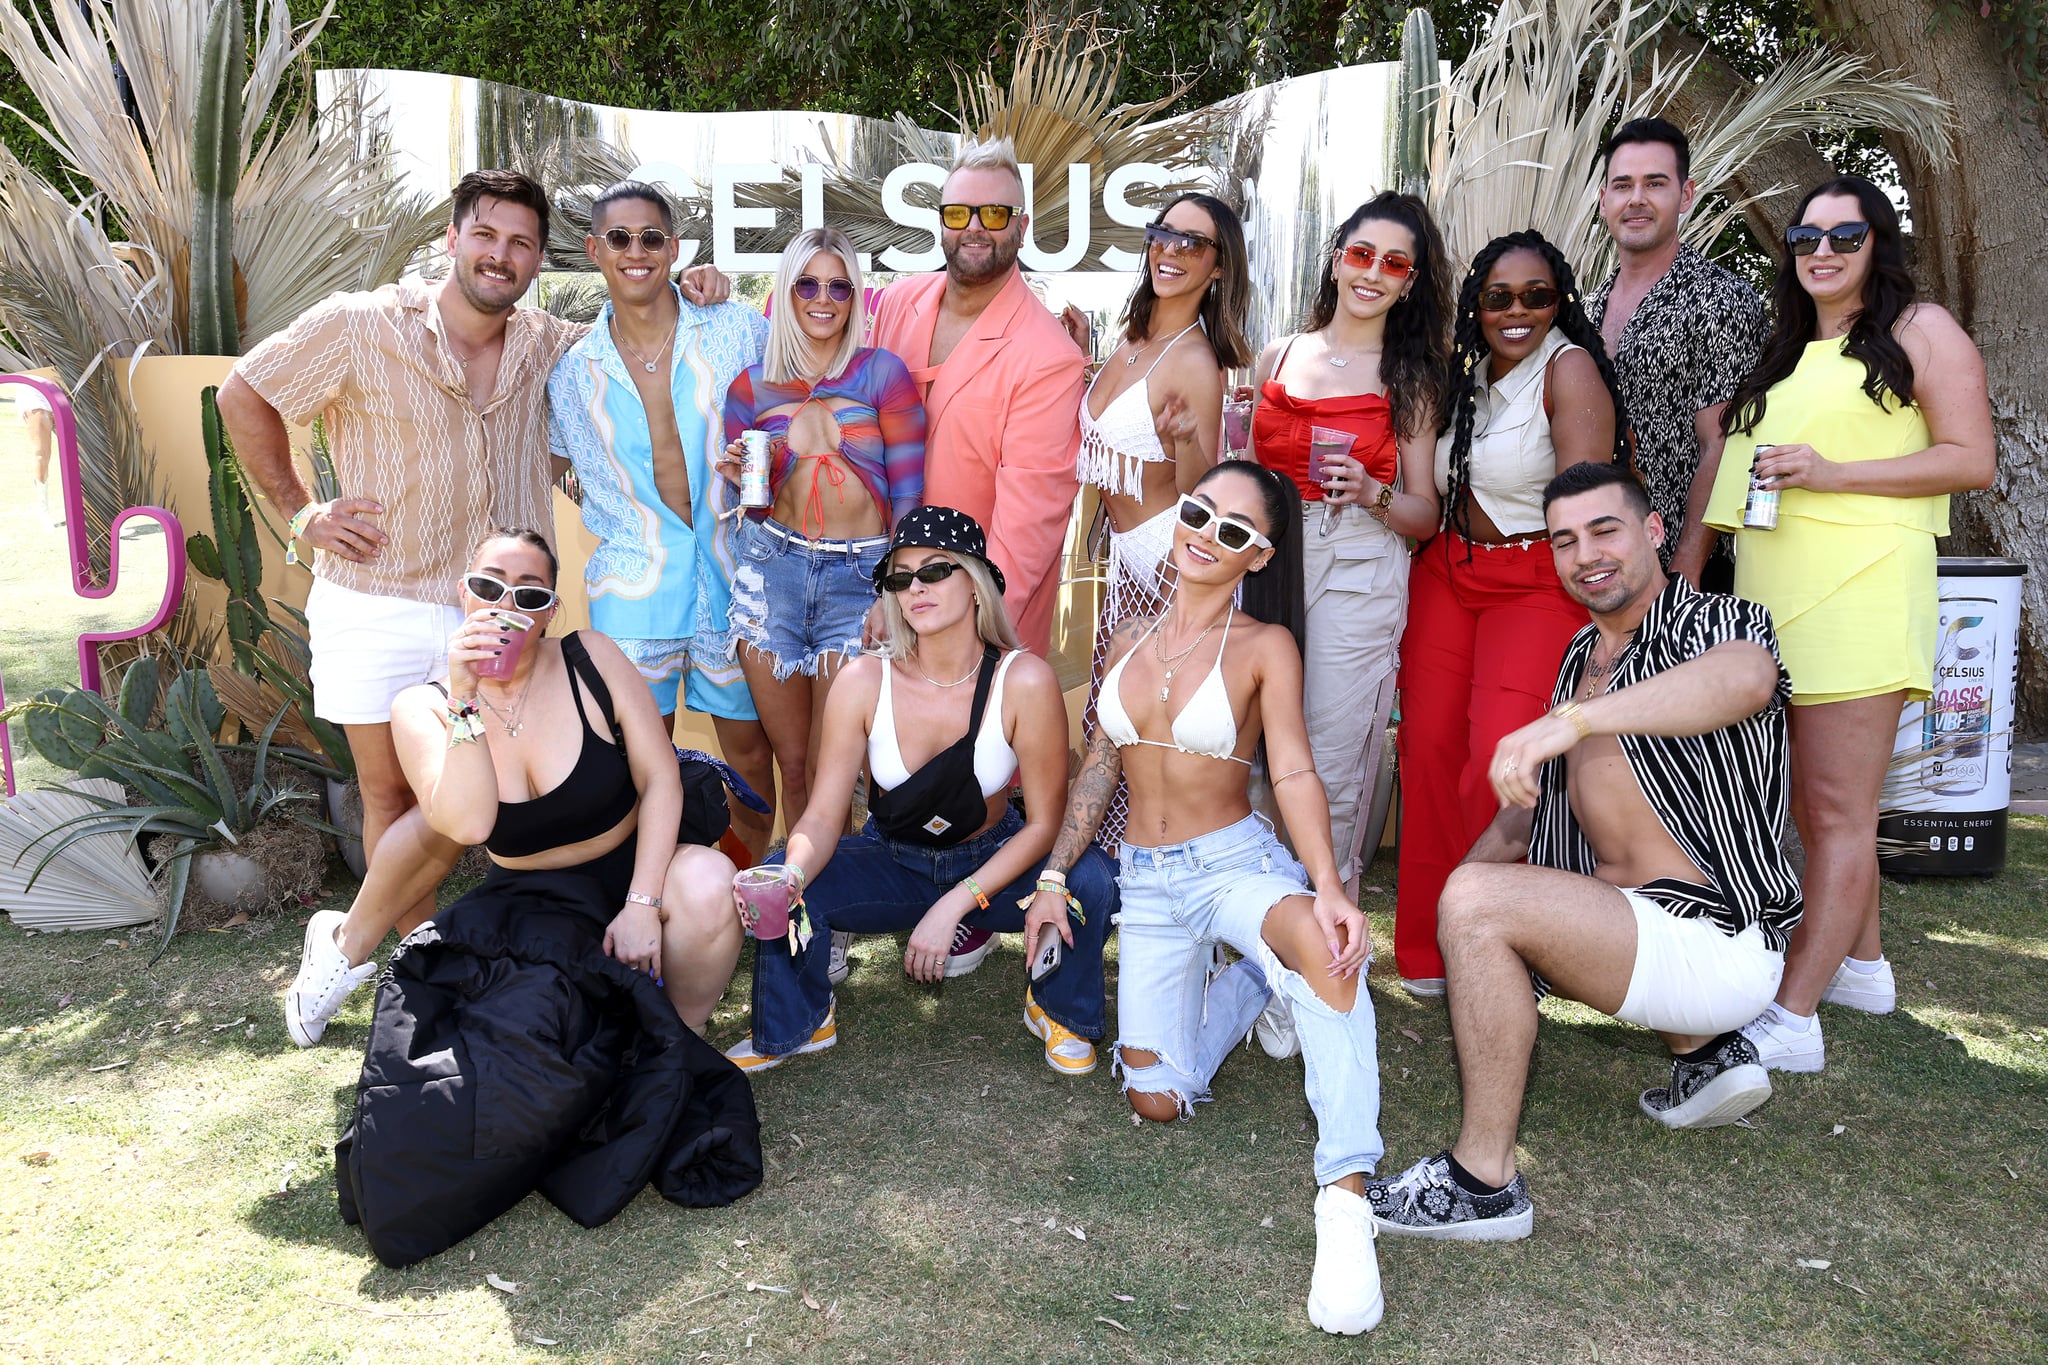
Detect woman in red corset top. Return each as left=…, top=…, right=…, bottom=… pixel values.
left=1248, top=192, right=1453, bottom=907
left=1392, top=229, right=1627, bottom=996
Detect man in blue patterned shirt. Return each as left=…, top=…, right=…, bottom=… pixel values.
left=549, top=181, right=775, bottom=853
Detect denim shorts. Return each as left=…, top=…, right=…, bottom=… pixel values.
left=729, top=517, right=888, bottom=680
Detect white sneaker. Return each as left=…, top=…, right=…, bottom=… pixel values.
left=1252, top=993, right=1301, bottom=1059
left=1821, top=957, right=1896, bottom=1015
left=283, top=909, right=377, bottom=1048
left=828, top=930, right=853, bottom=987
left=1740, top=1005, right=1825, bottom=1074
left=1307, top=1185, right=1384, bottom=1334
left=1399, top=976, right=1447, bottom=999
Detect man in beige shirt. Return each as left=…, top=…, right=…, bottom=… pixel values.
left=218, top=169, right=729, bottom=1046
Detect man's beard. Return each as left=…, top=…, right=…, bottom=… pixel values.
left=453, top=256, right=523, bottom=316
left=944, top=231, right=1020, bottom=287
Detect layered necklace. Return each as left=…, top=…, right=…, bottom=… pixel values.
left=1152, top=606, right=1229, bottom=703
left=475, top=674, right=536, bottom=738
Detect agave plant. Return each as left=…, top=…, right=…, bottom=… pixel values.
left=1424, top=0, right=1953, bottom=278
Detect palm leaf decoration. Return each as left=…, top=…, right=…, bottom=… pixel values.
left=1426, top=0, right=1952, bottom=279
left=0, top=780, right=162, bottom=932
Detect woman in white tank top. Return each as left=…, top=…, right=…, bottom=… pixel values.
left=1076, top=194, right=1253, bottom=851
left=725, top=508, right=1118, bottom=1079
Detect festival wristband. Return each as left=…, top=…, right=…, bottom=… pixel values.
left=625, top=891, right=663, bottom=911
left=1017, top=878, right=1085, bottom=924
left=285, top=502, right=318, bottom=566
left=445, top=698, right=484, bottom=746
left=962, top=877, right=990, bottom=912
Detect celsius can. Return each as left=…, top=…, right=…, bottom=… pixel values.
left=1742, top=444, right=1779, bottom=530
left=739, top=429, right=772, bottom=508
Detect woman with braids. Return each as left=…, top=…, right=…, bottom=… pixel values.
left=1029, top=461, right=1389, bottom=1336
left=1701, top=178, right=1994, bottom=1074
left=1078, top=192, right=1252, bottom=851
left=1247, top=191, right=1453, bottom=905
left=1392, top=229, right=1627, bottom=996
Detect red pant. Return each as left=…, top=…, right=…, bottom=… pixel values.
left=1393, top=534, right=1589, bottom=979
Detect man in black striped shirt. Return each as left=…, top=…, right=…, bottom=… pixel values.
left=1366, top=462, right=1803, bottom=1242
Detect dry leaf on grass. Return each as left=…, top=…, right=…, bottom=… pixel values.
left=1832, top=1125, right=1846, bottom=1136
left=1259, top=1216, right=1274, bottom=1228
left=1068, top=1226, right=1086, bottom=1240
left=803, top=1291, right=821, bottom=1311
left=1094, top=1316, right=1129, bottom=1332
left=87, top=1060, right=130, bottom=1072
left=1112, top=1293, right=1134, bottom=1302
left=486, top=1273, right=521, bottom=1294
left=21, top=1151, right=53, bottom=1165
left=1399, top=1028, right=1424, bottom=1043
left=533, top=1338, right=559, bottom=1346
left=1796, top=1258, right=1831, bottom=1270
left=745, top=1283, right=791, bottom=1294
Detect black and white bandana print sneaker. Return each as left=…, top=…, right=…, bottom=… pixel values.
left=1639, top=1031, right=1773, bottom=1129
left=1363, top=1151, right=1533, bottom=1242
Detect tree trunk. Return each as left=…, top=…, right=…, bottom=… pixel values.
left=1811, top=0, right=2048, bottom=735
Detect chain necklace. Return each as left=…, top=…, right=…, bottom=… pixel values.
left=610, top=317, right=674, bottom=374
left=475, top=674, right=536, bottom=738
left=910, top=651, right=981, bottom=688
left=1152, top=607, right=1228, bottom=703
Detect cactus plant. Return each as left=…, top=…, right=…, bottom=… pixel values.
left=1384, top=7, right=1439, bottom=199
left=184, top=387, right=263, bottom=671
left=189, top=0, right=244, bottom=355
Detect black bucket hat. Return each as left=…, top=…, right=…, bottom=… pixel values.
left=872, top=505, right=1006, bottom=597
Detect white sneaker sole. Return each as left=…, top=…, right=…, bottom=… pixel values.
left=1642, top=1064, right=1773, bottom=1128
left=1022, top=1007, right=1098, bottom=1076
left=1398, top=977, right=1447, bottom=999
left=944, top=934, right=997, bottom=978
left=1820, top=980, right=1895, bottom=1014
left=1371, top=1206, right=1533, bottom=1241
left=1307, top=1288, right=1385, bottom=1335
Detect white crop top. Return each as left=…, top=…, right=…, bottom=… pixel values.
left=868, top=650, right=1022, bottom=795
left=1075, top=322, right=1203, bottom=499
left=1433, top=328, right=1582, bottom=537
left=1096, top=612, right=1250, bottom=765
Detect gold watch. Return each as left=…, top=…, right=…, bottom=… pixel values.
left=1373, top=483, right=1395, bottom=510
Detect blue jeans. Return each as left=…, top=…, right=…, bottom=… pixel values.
left=729, top=517, right=888, bottom=680
left=1115, top=813, right=1384, bottom=1186
left=748, top=806, right=1118, bottom=1054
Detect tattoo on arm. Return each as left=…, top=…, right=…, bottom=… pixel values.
left=1046, top=728, right=1121, bottom=876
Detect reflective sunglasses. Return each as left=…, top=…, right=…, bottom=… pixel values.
left=600, top=227, right=671, bottom=253
left=793, top=275, right=855, bottom=303
left=1144, top=223, right=1220, bottom=258
left=1785, top=221, right=1871, bottom=256
left=878, top=559, right=965, bottom=594
left=1336, top=243, right=1417, bottom=279
left=1475, top=283, right=1561, bottom=313
left=939, top=202, right=1021, bottom=231
left=462, top=572, right=559, bottom=612
left=1176, top=494, right=1272, bottom=553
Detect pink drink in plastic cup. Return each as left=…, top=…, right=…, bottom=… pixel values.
left=734, top=867, right=796, bottom=940
left=1222, top=398, right=1253, bottom=457
left=1309, top=425, right=1356, bottom=486
left=472, top=610, right=535, bottom=681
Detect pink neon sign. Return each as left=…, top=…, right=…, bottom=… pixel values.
left=0, top=374, right=185, bottom=795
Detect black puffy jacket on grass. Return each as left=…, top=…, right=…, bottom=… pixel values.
left=335, top=865, right=763, bottom=1268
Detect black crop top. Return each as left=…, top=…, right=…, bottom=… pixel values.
left=443, top=633, right=639, bottom=858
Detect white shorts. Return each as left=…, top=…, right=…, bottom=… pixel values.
left=1615, top=890, right=1784, bottom=1036
left=305, top=577, right=463, bottom=725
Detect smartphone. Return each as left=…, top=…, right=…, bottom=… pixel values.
left=1029, top=924, right=1063, bottom=982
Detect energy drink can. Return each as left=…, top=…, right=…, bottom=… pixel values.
left=740, top=429, right=773, bottom=509
left=1742, top=444, right=1780, bottom=530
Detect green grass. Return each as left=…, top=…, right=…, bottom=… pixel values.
left=0, top=835, right=2044, bottom=1364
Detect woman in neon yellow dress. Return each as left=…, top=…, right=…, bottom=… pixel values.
left=1704, top=177, right=1995, bottom=1075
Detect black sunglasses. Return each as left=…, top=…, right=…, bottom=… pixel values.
left=939, top=203, right=1021, bottom=231
left=1144, top=223, right=1219, bottom=258
left=600, top=227, right=671, bottom=253
left=463, top=572, right=558, bottom=612
left=794, top=275, right=855, bottom=303
left=1785, top=222, right=1871, bottom=256
left=1476, top=283, right=1561, bottom=313
left=878, top=559, right=965, bottom=594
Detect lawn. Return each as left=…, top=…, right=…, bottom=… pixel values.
left=1, top=830, right=2044, bottom=1363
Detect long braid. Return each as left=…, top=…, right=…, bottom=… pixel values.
left=1438, top=230, right=1634, bottom=560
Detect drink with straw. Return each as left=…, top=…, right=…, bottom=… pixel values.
left=1309, top=426, right=1357, bottom=535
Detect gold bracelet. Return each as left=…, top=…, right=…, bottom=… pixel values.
left=1272, top=766, right=1320, bottom=787
left=1552, top=700, right=1593, bottom=741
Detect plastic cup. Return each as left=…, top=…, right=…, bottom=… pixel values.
left=471, top=610, right=535, bottom=680
left=734, top=866, right=797, bottom=941
left=1309, top=426, right=1357, bottom=485
left=1222, top=398, right=1253, bottom=457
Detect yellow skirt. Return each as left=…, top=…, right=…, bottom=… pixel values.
left=1731, top=517, right=1935, bottom=705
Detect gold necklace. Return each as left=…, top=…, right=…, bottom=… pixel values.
left=1152, top=608, right=1228, bottom=703
left=910, top=651, right=981, bottom=688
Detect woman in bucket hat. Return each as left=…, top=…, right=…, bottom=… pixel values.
left=725, top=507, right=1118, bottom=1076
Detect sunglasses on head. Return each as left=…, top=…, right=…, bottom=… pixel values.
left=1144, top=223, right=1220, bottom=258
left=463, top=573, right=558, bottom=612
left=1176, top=494, right=1272, bottom=554
left=794, top=275, right=854, bottom=303
left=939, top=203, right=1021, bottom=232
left=1476, top=283, right=1561, bottom=313
left=600, top=227, right=671, bottom=253
left=1336, top=243, right=1417, bottom=280
left=1785, top=222, right=1871, bottom=256
left=878, top=559, right=965, bottom=594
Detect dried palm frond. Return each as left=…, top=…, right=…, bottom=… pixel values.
left=534, top=274, right=609, bottom=325
left=1428, top=0, right=1952, bottom=283
left=0, top=780, right=162, bottom=932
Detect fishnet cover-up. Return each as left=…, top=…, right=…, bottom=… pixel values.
left=1083, top=506, right=1179, bottom=851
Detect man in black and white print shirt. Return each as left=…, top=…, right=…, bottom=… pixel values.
left=1364, top=461, right=1802, bottom=1242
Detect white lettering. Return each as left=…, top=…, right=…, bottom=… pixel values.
left=880, top=163, right=947, bottom=272
left=712, top=163, right=784, bottom=273
left=1099, top=162, right=1175, bottom=270
left=1018, top=162, right=1092, bottom=272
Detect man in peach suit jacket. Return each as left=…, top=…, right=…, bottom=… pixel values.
left=870, top=137, right=1086, bottom=656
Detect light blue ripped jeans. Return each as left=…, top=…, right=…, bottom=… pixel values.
left=1114, top=812, right=1384, bottom=1186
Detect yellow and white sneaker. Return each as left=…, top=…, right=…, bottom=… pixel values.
left=724, top=1010, right=837, bottom=1073
left=1023, top=989, right=1097, bottom=1076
